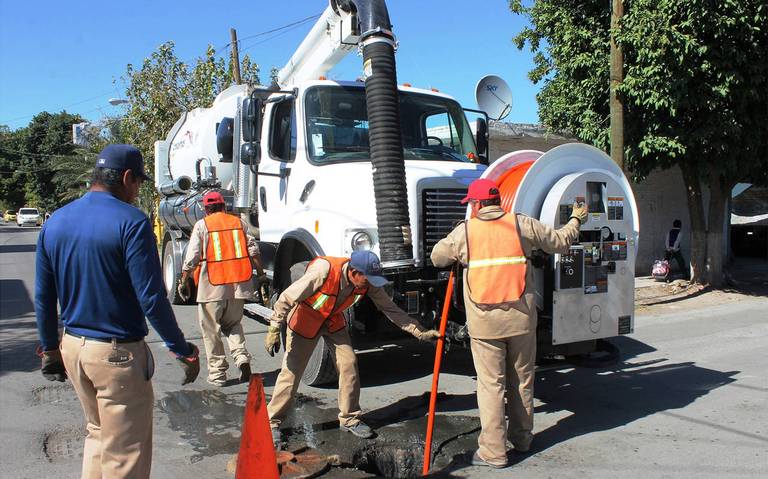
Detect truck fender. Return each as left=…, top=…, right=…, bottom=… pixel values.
left=273, top=229, right=324, bottom=292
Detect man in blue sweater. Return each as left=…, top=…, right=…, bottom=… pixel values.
left=35, top=144, right=200, bottom=479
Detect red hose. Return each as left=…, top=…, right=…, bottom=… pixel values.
left=422, top=270, right=454, bottom=476
left=496, top=160, right=534, bottom=213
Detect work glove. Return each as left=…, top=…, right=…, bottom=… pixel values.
left=570, top=201, right=588, bottom=225
left=38, top=347, right=67, bottom=382
left=415, top=329, right=441, bottom=342
left=175, top=342, right=200, bottom=385
left=255, top=273, right=270, bottom=287
left=177, top=277, right=192, bottom=302
left=264, top=325, right=281, bottom=357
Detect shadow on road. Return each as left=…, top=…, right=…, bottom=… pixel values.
left=0, top=244, right=37, bottom=254
left=0, top=279, right=35, bottom=318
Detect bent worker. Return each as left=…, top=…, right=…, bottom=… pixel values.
left=265, top=250, right=440, bottom=442
left=179, top=191, right=267, bottom=386
left=35, top=144, right=200, bottom=479
left=430, top=178, right=586, bottom=469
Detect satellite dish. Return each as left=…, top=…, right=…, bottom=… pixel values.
left=475, top=75, right=513, bottom=121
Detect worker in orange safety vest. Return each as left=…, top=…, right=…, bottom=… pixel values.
left=430, top=178, right=587, bottom=468
left=264, top=251, right=440, bottom=445
left=179, top=191, right=266, bottom=387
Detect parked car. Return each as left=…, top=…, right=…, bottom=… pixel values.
left=3, top=210, right=16, bottom=223
left=16, top=208, right=42, bottom=227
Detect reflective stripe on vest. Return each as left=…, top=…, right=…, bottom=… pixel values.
left=466, top=213, right=527, bottom=307
left=288, top=257, right=368, bottom=339
left=203, top=212, right=253, bottom=286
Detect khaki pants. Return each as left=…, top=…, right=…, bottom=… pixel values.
left=198, top=299, right=250, bottom=381
left=267, top=325, right=361, bottom=428
left=60, top=333, right=154, bottom=479
left=470, top=332, right=536, bottom=465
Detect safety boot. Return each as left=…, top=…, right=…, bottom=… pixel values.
left=238, top=363, right=252, bottom=383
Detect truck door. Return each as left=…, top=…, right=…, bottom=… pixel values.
left=258, top=99, right=297, bottom=242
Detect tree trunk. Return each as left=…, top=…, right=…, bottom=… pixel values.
left=680, top=163, right=707, bottom=284
left=705, top=173, right=733, bottom=287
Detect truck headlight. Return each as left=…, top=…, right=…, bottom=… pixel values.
left=351, top=231, right=373, bottom=251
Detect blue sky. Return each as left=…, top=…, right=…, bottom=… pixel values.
left=0, top=0, right=542, bottom=130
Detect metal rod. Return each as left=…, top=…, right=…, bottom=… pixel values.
left=422, top=269, right=454, bottom=476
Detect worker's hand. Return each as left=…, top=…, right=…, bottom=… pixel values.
left=39, top=348, right=67, bottom=382
left=570, top=202, right=588, bottom=225
left=176, top=343, right=200, bottom=385
left=177, top=277, right=191, bottom=302
left=415, top=329, right=441, bottom=342
left=264, top=325, right=281, bottom=357
left=255, top=273, right=270, bottom=287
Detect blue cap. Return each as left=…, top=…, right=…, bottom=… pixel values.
left=349, top=251, right=388, bottom=287
left=95, top=144, right=150, bottom=180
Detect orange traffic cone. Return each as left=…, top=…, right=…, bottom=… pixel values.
left=235, top=375, right=279, bottom=479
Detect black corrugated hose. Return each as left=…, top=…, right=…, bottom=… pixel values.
left=362, top=39, right=413, bottom=265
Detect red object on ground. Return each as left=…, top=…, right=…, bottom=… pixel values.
left=235, top=375, right=279, bottom=479
left=422, top=270, right=455, bottom=476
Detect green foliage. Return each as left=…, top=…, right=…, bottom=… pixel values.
left=510, top=0, right=768, bottom=183
left=120, top=41, right=261, bottom=212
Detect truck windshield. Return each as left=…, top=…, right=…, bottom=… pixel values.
left=305, top=86, right=477, bottom=164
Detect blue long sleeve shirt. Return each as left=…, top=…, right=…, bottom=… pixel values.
left=35, top=191, right=191, bottom=357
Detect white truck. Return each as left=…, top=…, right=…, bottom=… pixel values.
left=154, top=0, right=639, bottom=385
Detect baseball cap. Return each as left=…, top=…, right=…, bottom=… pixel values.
left=349, top=251, right=388, bottom=287
left=460, top=178, right=501, bottom=204
left=95, top=144, right=150, bottom=180
left=203, top=191, right=225, bottom=206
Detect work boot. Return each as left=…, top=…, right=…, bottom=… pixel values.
left=340, top=421, right=374, bottom=439
left=238, top=363, right=252, bottom=383
left=471, top=450, right=507, bottom=469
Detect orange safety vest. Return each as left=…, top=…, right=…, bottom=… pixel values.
left=465, top=213, right=527, bottom=309
left=202, top=212, right=253, bottom=286
left=288, top=257, right=368, bottom=339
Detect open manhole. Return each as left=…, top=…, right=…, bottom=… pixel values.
left=352, top=443, right=424, bottom=479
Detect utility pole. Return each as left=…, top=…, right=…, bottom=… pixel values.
left=609, top=0, right=624, bottom=170
left=230, top=28, right=242, bottom=85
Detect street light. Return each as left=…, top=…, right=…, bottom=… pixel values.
left=108, top=98, right=129, bottom=106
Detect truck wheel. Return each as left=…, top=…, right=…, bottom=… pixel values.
left=163, top=240, right=185, bottom=305
left=286, top=260, right=340, bottom=387
left=301, top=338, right=338, bottom=386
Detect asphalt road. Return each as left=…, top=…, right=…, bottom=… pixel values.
left=1, top=223, right=766, bottom=478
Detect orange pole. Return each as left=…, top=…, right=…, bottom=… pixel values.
left=422, top=270, right=455, bottom=476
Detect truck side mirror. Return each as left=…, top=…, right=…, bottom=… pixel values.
left=475, top=117, right=488, bottom=164
left=242, top=97, right=262, bottom=142
left=242, top=96, right=262, bottom=166
left=216, top=117, right=234, bottom=163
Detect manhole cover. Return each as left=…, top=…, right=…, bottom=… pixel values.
left=42, top=428, right=84, bottom=462
left=31, top=384, right=75, bottom=405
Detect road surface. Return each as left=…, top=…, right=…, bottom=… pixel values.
left=1, top=223, right=765, bottom=478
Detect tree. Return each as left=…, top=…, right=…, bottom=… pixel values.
left=120, top=41, right=261, bottom=213
left=0, top=125, right=28, bottom=211
left=511, top=0, right=768, bottom=286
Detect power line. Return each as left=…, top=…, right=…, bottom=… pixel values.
left=0, top=89, right=117, bottom=124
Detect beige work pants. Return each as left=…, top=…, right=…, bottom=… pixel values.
left=470, top=332, right=536, bottom=465
left=267, top=325, right=361, bottom=428
left=198, top=299, right=250, bottom=381
left=60, top=333, right=154, bottom=479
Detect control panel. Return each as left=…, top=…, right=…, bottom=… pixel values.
left=540, top=171, right=636, bottom=344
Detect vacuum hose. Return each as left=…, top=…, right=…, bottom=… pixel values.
left=362, top=38, right=413, bottom=267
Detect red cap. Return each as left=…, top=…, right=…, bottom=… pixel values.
left=461, top=178, right=501, bottom=204
left=202, top=191, right=225, bottom=206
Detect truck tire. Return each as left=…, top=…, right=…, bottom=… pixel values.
left=287, top=260, right=340, bottom=387
left=163, top=240, right=186, bottom=305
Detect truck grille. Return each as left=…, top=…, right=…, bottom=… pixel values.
left=421, top=189, right=467, bottom=263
